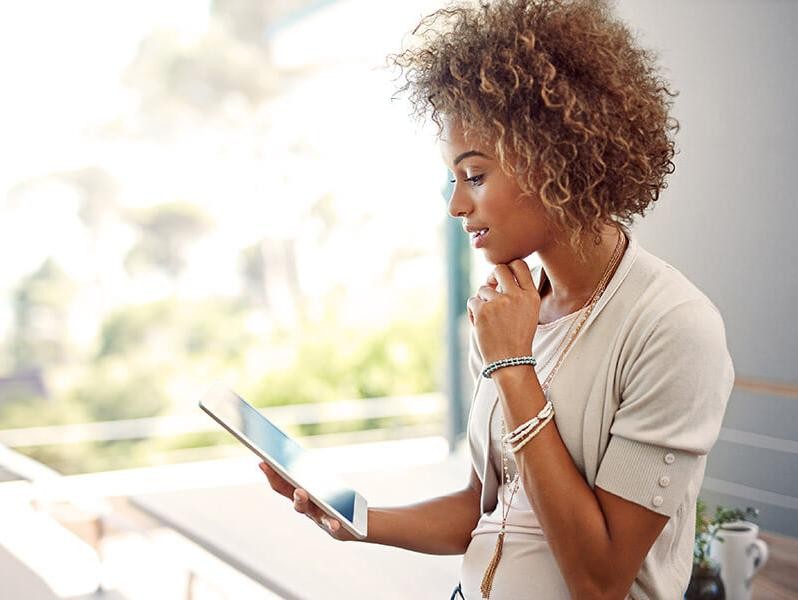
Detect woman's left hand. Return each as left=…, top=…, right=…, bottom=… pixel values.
left=466, top=259, right=541, bottom=364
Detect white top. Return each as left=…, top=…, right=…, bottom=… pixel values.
left=460, top=311, right=578, bottom=598
left=458, top=224, right=736, bottom=599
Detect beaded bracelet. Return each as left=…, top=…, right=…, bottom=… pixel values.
left=501, top=400, right=554, bottom=444
left=481, top=355, right=537, bottom=379
left=507, top=411, right=555, bottom=453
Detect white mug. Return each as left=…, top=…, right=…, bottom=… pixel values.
left=708, top=520, right=769, bottom=600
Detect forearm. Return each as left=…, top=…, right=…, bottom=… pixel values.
left=356, top=487, right=481, bottom=555
left=494, top=366, right=616, bottom=598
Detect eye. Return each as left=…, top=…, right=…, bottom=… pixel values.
left=449, top=174, right=485, bottom=186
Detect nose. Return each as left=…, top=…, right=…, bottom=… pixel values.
left=447, top=183, right=472, bottom=219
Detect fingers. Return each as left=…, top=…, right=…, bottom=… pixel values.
left=293, top=488, right=314, bottom=515
left=467, top=296, right=484, bottom=322
left=507, top=259, right=534, bottom=291
left=259, top=462, right=345, bottom=538
left=291, top=487, right=331, bottom=528
left=492, top=261, right=534, bottom=293
left=477, top=284, right=499, bottom=301
left=321, top=515, right=342, bottom=533
left=492, top=264, right=517, bottom=293
left=293, top=489, right=343, bottom=535
left=468, top=278, right=510, bottom=326
left=259, top=462, right=295, bottom=499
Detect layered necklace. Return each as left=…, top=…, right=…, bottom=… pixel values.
left=480, top=228, right=627, bottom=599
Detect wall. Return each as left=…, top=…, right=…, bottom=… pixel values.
left=616, top=0, right=798, bottom=537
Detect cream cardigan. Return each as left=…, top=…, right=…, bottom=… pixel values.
left=465, top=226, right=735, bottom=599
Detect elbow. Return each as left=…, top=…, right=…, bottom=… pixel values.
left=569, top=574, right=631, bottom=600
left=575, top=550, right=637, bottom=599
left=571, top=586, right=629, bottom=600
left=457, top=520, right=478, bottom=555
left=444, top=529, right=472, bottom=555
left=571, top=587, right=629, bottom=600
left=458, top=537, right=471, bottom=555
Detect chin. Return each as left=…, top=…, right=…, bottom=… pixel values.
left=482, top=248, right=531, bottom=266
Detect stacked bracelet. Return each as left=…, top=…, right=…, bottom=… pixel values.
left=501, top=400, right=553, bottom=445
left=507, top=410, right=554, bottom=453
left=481, top=355, right=537, bottom=379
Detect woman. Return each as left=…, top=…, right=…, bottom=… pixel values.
left=260, top=1, right=735, bottom=598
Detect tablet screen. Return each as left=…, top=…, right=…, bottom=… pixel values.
left=202, top=385, right=358, bottom=522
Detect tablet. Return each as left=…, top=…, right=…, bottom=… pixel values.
left=198, top=382, right=368, bottom=539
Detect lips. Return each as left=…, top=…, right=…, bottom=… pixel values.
left=465, top=227, right=489, bottom=248
left=464, top=224, right=489, bottom=236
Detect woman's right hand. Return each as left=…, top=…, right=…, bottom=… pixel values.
left=258, top=461, right=357, bottom=542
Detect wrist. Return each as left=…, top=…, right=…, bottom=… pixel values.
left=490, top=362, right=536, bottom=386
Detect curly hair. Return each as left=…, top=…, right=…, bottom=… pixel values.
left=386, top=0, right=679, bottom=261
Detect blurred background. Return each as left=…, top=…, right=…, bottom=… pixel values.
left=0, top=0, right=452, bottom=474
left=0, top=1, right=796, bottom=599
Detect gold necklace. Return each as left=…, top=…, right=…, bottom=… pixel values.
left=480, top=228, right=626, bottom=599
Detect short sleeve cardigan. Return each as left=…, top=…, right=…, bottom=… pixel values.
left=465, top=226, right=735, bottom=599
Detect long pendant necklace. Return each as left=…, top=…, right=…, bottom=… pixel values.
left=479, top=229, right=626, bottom=599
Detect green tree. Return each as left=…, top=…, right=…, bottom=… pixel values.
left=11, top=259, right=75, bottom=370
left=250, top=309, right=444, bottom=408
left=97, top=297, right=250, bottom=363
left=124, top=201, right=212, bottom=280
left=70, top=370, right=169, bottom=422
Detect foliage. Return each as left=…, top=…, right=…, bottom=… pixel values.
left=10, top=258, right=75, bottom=370
left=0, top=368, right=168, bottom=428
left=16, top=440, right=151, bottom=476
left=97, top=297, right=250, bottom=362
left=0, top=297, right=444, bottom=474
left=123, top=202, right=213, bottom=279
left=694, top=497, right=760, bottom=569
left=0, top=394, right=91, bottom=429
left=249, top=310, right=443, bottom=408
left=69, top=371, right=170, bottom=422
left=119, top=20, right=277, bottom=135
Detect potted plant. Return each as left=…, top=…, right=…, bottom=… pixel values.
left=686, top=498, right=759, bottom=600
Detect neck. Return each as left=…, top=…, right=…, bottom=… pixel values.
left=537, top=224, right=626, bottom=307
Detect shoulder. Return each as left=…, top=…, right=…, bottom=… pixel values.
left=619, top=246, right=727, bottom=342
left=615, top=249, right=735, bottom=415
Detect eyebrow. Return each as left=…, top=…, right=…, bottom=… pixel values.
left=453, top=150, right=490, bottom=167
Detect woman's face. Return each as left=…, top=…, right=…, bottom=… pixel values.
left=439, top=118, right=554, bottom=265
